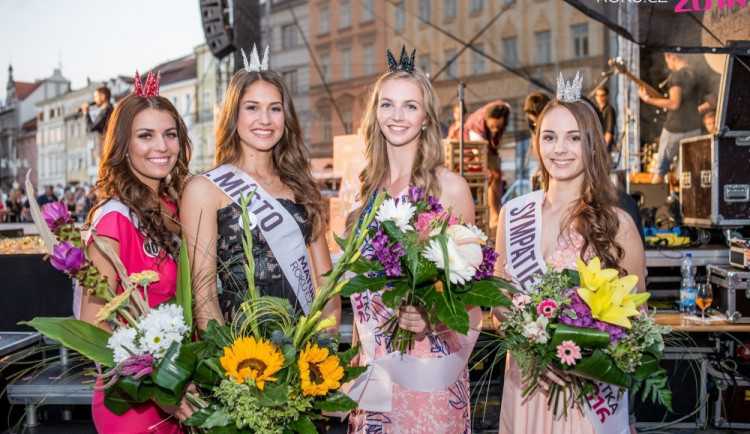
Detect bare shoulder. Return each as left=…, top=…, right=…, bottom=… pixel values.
left=437, top=167, right=471, bottom=196
left=182, top=175, right=222, bottom=210
left=614, top=207, right=638, bottom=238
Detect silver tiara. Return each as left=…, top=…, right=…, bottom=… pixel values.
left=556, top=71, right=583, bottom=103
left=241, top=44, right=269, bottom=72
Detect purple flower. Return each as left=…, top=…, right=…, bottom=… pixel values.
left=559, top=288, right=626, bottom=345
left=98, top=354, right=155, bottom=389
left=371, top=229, right=405, bottom=277
left=427, top=196, right=443, bottom=213
left=41, top=200, right=72, bottom=230
left=408, top=186, right=425, bottom=203
left=474, top=245, right=498, bottom=279
left=49, top=241, right=86, bottom=274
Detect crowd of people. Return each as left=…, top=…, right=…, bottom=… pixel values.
left=0, top=184, right=93, bottom=223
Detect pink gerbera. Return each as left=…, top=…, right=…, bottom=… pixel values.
left=556, top=340, right=582, bottom=366
left=537, top=300, right=558, bottom=318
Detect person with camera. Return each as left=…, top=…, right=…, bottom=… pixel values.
left=81, top=86, right=114, bottom=163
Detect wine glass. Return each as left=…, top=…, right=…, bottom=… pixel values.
left=696, top=283, right=713, bottom=321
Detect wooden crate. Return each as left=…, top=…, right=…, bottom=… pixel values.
left=465, top=174, right=489, bottom=206
left=443, top=140, right=489, bottom=175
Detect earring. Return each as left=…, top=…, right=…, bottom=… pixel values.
left=421, top=124, right=426, bottom=131
left=164, top=174, right=172, bottom=184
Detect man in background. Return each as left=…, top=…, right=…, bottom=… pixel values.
left=595, top=86, right=617, bottom=154
left=81, top=86, right=114, bottom=163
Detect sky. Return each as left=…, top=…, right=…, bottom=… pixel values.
left=0, top=0, right=206, bottom=96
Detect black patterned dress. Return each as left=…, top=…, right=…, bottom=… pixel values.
left=216, top=200, right=312, bottom=323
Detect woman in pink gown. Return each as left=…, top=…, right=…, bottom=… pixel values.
left=491, top=93, right=647, bottom=433
left=344, top=48, right=476, bottom=433
left=79, top=85, right=193, bottom=433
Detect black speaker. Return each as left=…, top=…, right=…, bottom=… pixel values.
left=200, top=0, right=234, bottom=59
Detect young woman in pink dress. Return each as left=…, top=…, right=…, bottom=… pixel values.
left=491, top=90, right=646, bottom=433
left=344, top=48, right=476, bottom=434
left=79, top=81, right=194, bottom=433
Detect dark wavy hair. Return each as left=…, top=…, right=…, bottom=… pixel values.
left=87, top=93, right=192, bottom=259
left=533, top=98, right=625, bottom=273
left=214, top=69, right=326, bottom=240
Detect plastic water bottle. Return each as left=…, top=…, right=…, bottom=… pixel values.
left=680, top=253, right=697, bottom=315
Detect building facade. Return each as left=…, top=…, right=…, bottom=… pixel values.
left=308, top=0, right=388, bottom=158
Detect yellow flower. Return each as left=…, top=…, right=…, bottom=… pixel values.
left=220, top=336, right=284, bottom=390
left=94, top=288, right=132, bottom=325
left=576, top=257, right=650, bottom=329
left=298, top=342, right=344, bottom=396
left=576, top=257, right=619, bottom=292
left=129, top=270, right=160, bottom=287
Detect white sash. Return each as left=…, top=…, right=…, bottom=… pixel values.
left=203, top=164, right=315, bottom=314
left=345, top=288, right=481, bottom=412
left=504, top=190, right=546, bottom=292
left=504, top=190, right=629, bottom=434
left=73, top=200, right=137, bottom=319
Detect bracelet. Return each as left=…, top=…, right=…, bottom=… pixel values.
left=644, top=94, right=651, bottom=102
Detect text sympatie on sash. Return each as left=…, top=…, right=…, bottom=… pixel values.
left=207, top=170, right=283, bottom=231
left=508, top=201, right=545, bottom=288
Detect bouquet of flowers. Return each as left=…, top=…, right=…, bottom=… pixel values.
left=499, top=257, right=672, bottom=415
left=182, top=192, right=375, bottom=433
left=338, top=186, right=513, bottom=352
left=20, top=175, right=199, bottom=415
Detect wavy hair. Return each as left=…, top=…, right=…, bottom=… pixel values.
left=345, top=68, right=444, bottom=235
left=87, top=93, right=192, bottom=259
left=214, top=69, right=325, bottom=240
left=533, top=99, right=625, bottom=273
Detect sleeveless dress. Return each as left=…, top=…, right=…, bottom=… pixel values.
left=89, top=199, right=182, bottom=433
left=499, top=222, right=596, bottom=434
left=215, top=200, right=312, bottom=322
left=348, top=190, right=472, bottom=434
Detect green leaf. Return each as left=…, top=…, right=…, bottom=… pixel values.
left=459, top=280, right=512, bottom=307
left=282, top=343, right=297, bottom=364
left=251, top=381, right=288, bottom=406
left=406, top=251, right=438, bottom=287
left=341, top=365, right=368, bottom=384
left=203, top=320, right=233, bottom=349
left=483, top=276, right=517, bottom=293
left=339, top=275, right=390, bottom=297
left=183, top=340, right=211, bottom=359
left=184, top=403, right=233, bottom=428
left=21, top=317, right=114, bottom=367
left=549, top=324, right=611, bottom=350
left=176, top=237, right=193, bottom=332
left=103, top=382, right=143, bottom=415
left=434, top=291, right=470, bottom=334
left=633, top=355, right=660, bottom=381
left=381, top=282, right=410, bottom=309
left=380, top=220, right=406, bottom=244
left=338, top=343, right=360, bottom=366
left=561, top=269, right=580, bottom=287
left=150, top=342, right=197, bottom=405
left=563, top=309, right=578, bottom=320
left=572, top=348, right=632, bottom=389
left=287, top=414, right=318, bottom=434
left=194, top=358, right=224, bottom=386
left=346, top=258, right=385, bottom=274
left=332, top=232, right=348, bottom=252
left=314, top=391, right=359, bottom=412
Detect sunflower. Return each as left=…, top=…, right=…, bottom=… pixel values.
left=298, top=342, right=344, bottom=396
left=220, top=336, right=284, bottom=390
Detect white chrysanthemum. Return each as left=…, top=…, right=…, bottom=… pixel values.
left=464, top=223, right=488, bottom=243
left=108, top=327, right=141, bottom=363
left=375, top=198, right=416, bottom=233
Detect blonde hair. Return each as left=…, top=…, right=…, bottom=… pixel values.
left=345, top=69, right=444, bottom=235
left=533, top=99, right=624, bottom=273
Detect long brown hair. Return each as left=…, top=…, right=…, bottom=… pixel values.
left=214, top=69, right=325, bottom=241
left=344, top=68, right=444, bottom=235
left=533, top=99, right=624, bottom=273
left=87, top=93, right=192, bottom=259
